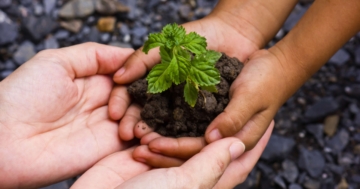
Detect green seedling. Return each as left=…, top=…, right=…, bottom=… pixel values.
left=143, top=23, right=222, bottom=107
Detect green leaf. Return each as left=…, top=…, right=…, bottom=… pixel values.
left=159, top=46, right=172, bottom=63
left=204, top=50, right=222, bottom=64
left=190, top=59, right=221, bottom=86
left=162, top=23, right=186, bottom=48
left=184, top=79, right=198, bottom=107
left=146, top=63, right=172, bottom=93
left=168, top=54, right=189, bottom=85
left=181, top=32, right=207, bottom=55
left=143, top=33, right=166, bottom=54
left=201, top=85, right=218, bottom=93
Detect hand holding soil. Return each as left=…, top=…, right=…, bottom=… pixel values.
left=110, top=16, right=278, bottom=169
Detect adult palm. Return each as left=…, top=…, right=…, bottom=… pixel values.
left=0, top=43, right=134, bottom=189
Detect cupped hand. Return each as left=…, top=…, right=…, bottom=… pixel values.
left=71, top=123, right=273, bottom=189
left=0, top=43, right=134, bottom=188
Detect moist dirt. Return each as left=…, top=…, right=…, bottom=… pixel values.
left=128, top=53, right=244, bottom=137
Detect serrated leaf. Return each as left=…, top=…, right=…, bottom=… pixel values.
left=184, top=79, right=198, bottom=107
left=146, top=63, right=172, bottom=93
left=204, top=50, right=222, bottom=64
left=162, top=23, right=186, bottom=48
left=168, top=55, right=188, bottom=85
left=201, top=85, right=218, bottom=93
left=190, top=60, right=220, bottom=86
left=159, top=46, right=172, bottom=63
left=143, top=33, right=166, bottom=54
left=181, top=32, right=207, bottom=55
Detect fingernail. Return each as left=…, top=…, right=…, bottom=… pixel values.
left=208, top=129, right=222, bottom=142
left=115, top=67, right=125, bottom=77
left=135, top=158, right=146, bottom=163
left=229, top=142, right=245, bottom=160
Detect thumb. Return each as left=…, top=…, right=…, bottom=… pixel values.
left=117, top=137, right=245, bottom=189
left=41, top=42, right=134, bottom=79
left=113, top=47, right=160, bottom=84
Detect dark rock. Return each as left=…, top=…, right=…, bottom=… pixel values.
left=100, top=33, right=111, bottom=43
left=0, top=22, right=18, bottom=45
left=3, top=60, right=16, bottom=70
left=328, top=48, right=350, bottom=66
left=0, top=10, right=11, bottom=23
left=194, top=7, right=212, bottom=18
left=304, top=97, right=339, bottom=121
left=86, top=16, right=96, bottom=25
left=298, top=146, right=325, bottom=178
left=33, top=3, right=44, bottom=16
left=35, top=42, right=45, bottom=52
left=23, top=15, right=58, bottom=41
left=234, top=169, right=259, bottom=189
left=82, top=26, right=100, bottom=42
left=354, top=133, right=360, bottom=142
left=354, top=112, right=360, bottom=127
left=43, top=0, right=57, bottom=15
left=261, top=134, right=295, bottom=161
left=54, top=30, right=70, bottom=40
left=338, top=152, right=354, bottom=166
left=325, top=129, right=349, bottom=154
left=326, top=163, right=344, bottom=176
left=306, top=124, right=324, bottom=146
left=352, top=175, right=360, bottom=184
left=274, top=175, right=286, bottom=189
left=349, top=103, right=359, bottom=114
left=13, top=41, right=35, bottom=65
left=283, top=5, right=308, bottom=32
left=345, top=85, right=360, bottom=99
left=281, top=159, right=299, bottom=183
left=3, top=4, right=21, bottom=18
left=132, top=26, right=148, bottom=38
left=289, top=184, right=303, bottom=189
left=179, top=4, right=192, bottom=20
left=44, top=36, right=59, bottom=49
left=0, top=0, right=12, bottom=8
left=59, top=0, right=95, bottom=19
left=355, top=46, right=360, bottom=65
left=119, top=23, right=130, bottom=35
left=257, top=162, right=274, bottom=176
left=19, top=0, right=32, bottom=6
left=1, top=69, right=13, bottom=79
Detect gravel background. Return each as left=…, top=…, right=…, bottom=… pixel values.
left=0, top=0, right=359, bottom=188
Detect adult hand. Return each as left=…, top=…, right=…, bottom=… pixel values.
left=0, top=43, right=134, bottom=188
left=71, top=122, right=273, bottom=189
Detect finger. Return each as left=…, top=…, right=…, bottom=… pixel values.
left=213, top=121, right=274, bottom=189
left=175, top=137, right=246, bottom=189
left=134, top=120, right=153, bottom=139
left=204, top=63, right=276, bottom=149
left=119, top=104, right=142, bottom=141
left=234, top=109, right=275, bottom=150
left=108, top=85, right=131, bottom=120
left=133, top=145, right=184, bottom=168
left=148, top=137, right=206, bottom=159
left=140, top=132, right=162, bottom=145
left=37, top=42, right=134, bottom=79
left=113, top=47, right=160, bottom=84
left=71, top=148, right=150, bottom=189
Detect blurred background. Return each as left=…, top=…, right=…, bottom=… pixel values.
left=0, top=0, right=359, bottom=188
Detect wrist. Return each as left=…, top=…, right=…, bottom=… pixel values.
left=208, top=0, right=297, bottom=48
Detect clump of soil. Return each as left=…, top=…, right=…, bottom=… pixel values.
left=128, top=53, right=244, bottom=137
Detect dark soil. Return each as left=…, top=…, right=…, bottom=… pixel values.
left=128, top=53, right=244, bottom=137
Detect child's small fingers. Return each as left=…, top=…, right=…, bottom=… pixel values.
left=134, top=120, right=153, bottom=139
left=108, top=85, right=131, bottom=120
left=148, top=137, right=206, bottom=159
left=133, top=145, right=184, bottom=168
left=119, top=104, right=142, bottom=141
left=234, top=111, right=275, bottom=150
left=140, top=132, right=162, bottom=145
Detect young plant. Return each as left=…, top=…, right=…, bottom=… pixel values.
left=143, top=23, right=222, bottom=107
